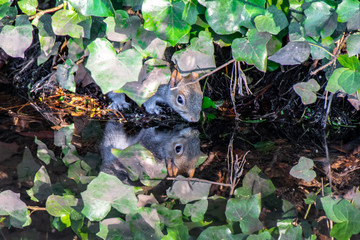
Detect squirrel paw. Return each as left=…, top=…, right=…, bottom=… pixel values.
left=107, top=92, right=131, bottom=111
left=143, top=102, right=163, bottom=115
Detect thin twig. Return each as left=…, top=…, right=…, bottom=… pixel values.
left=166, top=177, right=232, bottom=187
left=171, top=59, right=236, bottom=90
left=29, top=3, right=65, bottom=21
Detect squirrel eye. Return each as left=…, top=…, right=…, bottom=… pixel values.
left=177, top=95, right=185, bottom=106
left=174, top=144, right=183, bottom=155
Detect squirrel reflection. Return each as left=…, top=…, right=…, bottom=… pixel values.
left=100, top=122, right=201, bottom=185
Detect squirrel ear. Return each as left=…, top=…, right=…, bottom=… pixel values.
left=170, top=70, right=183, bottom=87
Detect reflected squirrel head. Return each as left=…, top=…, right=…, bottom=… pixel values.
left=165, top=127, right=200, bottom=178
left=167, top=70, right=203, bottom=122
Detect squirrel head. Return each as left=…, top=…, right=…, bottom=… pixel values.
left=167, top=70, right=203, bottom=122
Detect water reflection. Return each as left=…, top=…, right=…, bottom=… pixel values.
left=100, top=122, right=201, bottom=185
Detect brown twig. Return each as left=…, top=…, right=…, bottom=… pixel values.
left=171, top=59, right=236, bottom=90
left=166, top=176, right=232, bottom=187
left=311, top=33, right=349, bottom=75
left=29, top=3, right=65, bottom=21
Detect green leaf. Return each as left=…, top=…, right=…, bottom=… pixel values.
left=33, top=14, right=55, bottom=56
left=225, top=193, right=263, bottom=234
left=132, top=26, right=168, bottom=58
left=336, top=0, right=360, bottom=23
left=293, top=79, right=320, bottom=105
left=85, top=38, right=143, bottom=93
left=205, top=0, right=266, bottom=34
left=56, top=59, right=78, bottom=92
left=52, top=9, right=91, bottom=38
left=154, top=205, right=183, bottom=227
left=235, top=165, right=276, bottom=199
left=326, top=68, right=347, bottom=93
left=104, top=10, right=141, bottom=42
left=184, top=199, right=208, bottom=222
left=347, top=34, right=360, bottom=57
left=254, top=5, right=288, bottom=35
left=35, top=136, right=56, bottom=164
left=17, top=146, right=40, bottom=181
left=346, top=11, right=360, bottom=31
left=142, top=0, right=191, bottom=46
left=46, top=195, right=82, bottom=220
left=18, top=0, right=37, bottom=16
left=202, top=96, right=216, bottom=109
left=303, top=2, right=336, bottom=38
left=97, top=218, right=132, bottom=240
left=162, top=225, right=189, bottom=240
left=0, top=0, right=11, bottom=20
left=232, top=29, right=271, bottom=72
left=304, top=192, right=316, bottom=205
left=268, top=41, right=310, bottom=65
left=172, top=31, right=216, bottom=73
left=321, top=196, right=360, bottom=240
left=54, top=124, right=74, bottom=147
left=0, top=190, right=30, bottom=228
left=119, top=59, right=171, bottom=106
left=279, top=226, right=302, bottom=240
left=127, top=207, right=163, bottom=239
left=289, top=157, right=316, bottom=182
left=306, top=36, right=333, bottom=60
left=26, top=166, right=52, bottom=202
left=338, top=54, right=360, bottom=71
left=110, top=143, right=167, bottom=186
left=247, top=231, right=272, bottom=240
left=67, top=0, right=114, bottom=17
left=197, top=225, right=247, bottom=240
left=81, top=172, right=138, bottom=221
left=338, top=69, right=360, bottom=94
left=182, top=0, right=203, bottom=25
left=67, top=38, right=84, bottom=61
left=167, top=176, right=211, bottom=204
left=0, top=15, right=33, bottom=58
left=288, top=21, right=305, bottom=42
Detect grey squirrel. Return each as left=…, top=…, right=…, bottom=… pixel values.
left=100, top=122, right=201, bottom=185
left=108, top=70, right=203, bottom=122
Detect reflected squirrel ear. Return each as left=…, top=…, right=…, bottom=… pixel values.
left=170, top=70, right=183, bottom=87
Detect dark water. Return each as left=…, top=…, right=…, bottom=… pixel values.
left=1, top=89, right=360, bottom=239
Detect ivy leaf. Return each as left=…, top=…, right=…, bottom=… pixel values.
left=254, top=6, right=288, bottom=35
left=52, top=9, right=91, bottom=38
left=184, top=199, right=208, bottom=222
left=268, top=41, right=310, bottom=65
left=232, top=29, right=271, bottom=72
left=32, top=14, right=55, bottom=56
left=142, top=0, right=191, bottom=46
left=35, top=136, right=56, bottom=165
left=26, top=166, right=52, bottom=202
left=17, top=147, right=40, bottom=182
left=303, top=2, right=336, bottom=38
left=338, top=69, right=360, bottom=94
left=0, top=190, right=30, bottom=228
left=104, top=10, right=141, bottom=42
left=336, top=0, right=360, bottom=23
left=0, top=0, right=11, bottom=20
left=85, top=38, right=143, bottom=93
left=0, top=15, right=33, bottom=58
left=127, top=208, right=164, bottom=239
left=81, top=172, right=138, bottom=221
left=182, top=0, right=204, bottom=25
left=97, top=218, right=132, bottom=240
left=293, top=79, right=320, bottom=105
left=346, top=11, right=360, bottom=31
left=321, top=196, right=360, bottom=240
left=205, top=0, right=265, bottom=34
left=18, top=0, right=38, bottom=16
left=172, top=31, right=216, bottom=73
left=154, top=205, right=183, bottom=227
left=197, top=226, right=247, bottom=240
left=132, top=26, right=168, bottom=58
left=347, top=34, right=360, bottom=57
left=167, top=176, right=211, bottom=204
left=290, top=157, right=316, bottom=182
left=56, top=59, right=78, bottom=92
left=46, top=195, right=82, bottom=220
left=225, top=194, right=263, bottom=234
left=338, top=54, right=360, bottom=71
left=325, top=68, right=346, bottom=93
left=67, top=0, right=114, bottom=17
